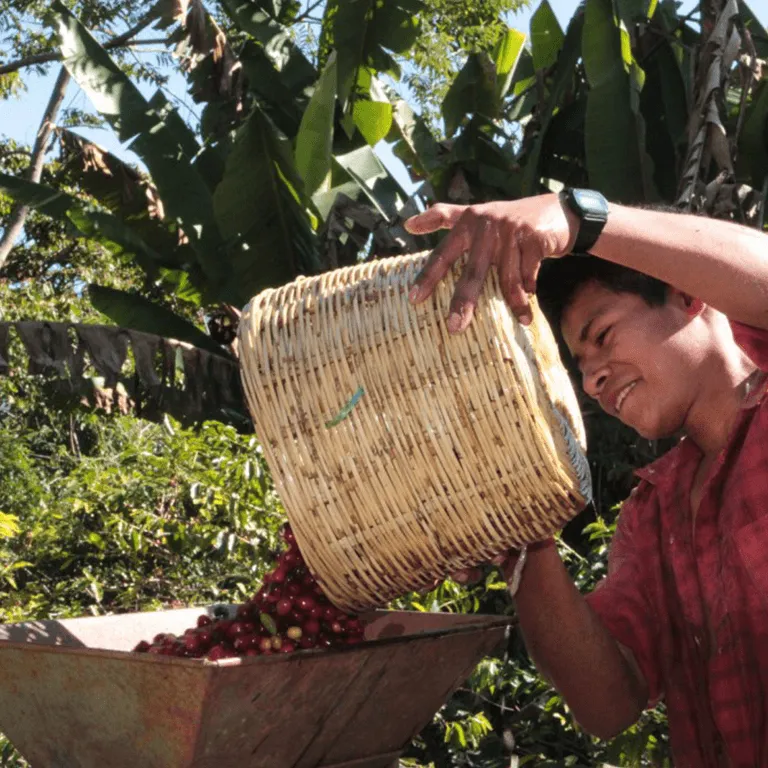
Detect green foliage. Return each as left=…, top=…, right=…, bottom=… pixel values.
left=400, top=0, right=527, bottom=127
left=0, top=395, right=285, bottom=623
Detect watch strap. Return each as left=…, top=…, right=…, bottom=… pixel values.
left=561, top=188, right=608, bottom=254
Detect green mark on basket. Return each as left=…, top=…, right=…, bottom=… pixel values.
left=325, top=387, right=365, bottom=428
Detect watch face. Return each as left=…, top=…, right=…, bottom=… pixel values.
left=573, top=189, right=609, bottom=217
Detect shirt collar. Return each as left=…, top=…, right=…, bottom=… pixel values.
left=633, top=373, right=768, bottom=487
left=634, top=438, right=698, bottom=486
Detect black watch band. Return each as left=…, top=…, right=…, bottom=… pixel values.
left=560, top=188, right=609, bottom=254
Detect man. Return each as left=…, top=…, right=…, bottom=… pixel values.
left=404, top=190, right=768, bottom=767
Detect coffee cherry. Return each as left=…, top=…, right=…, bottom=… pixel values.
left=207, top=644, right=236, bottom=661
left=233, top=636, right=252, bottom=652
left=227, top=622, right=248, bottom=640
left=259, top=637, right=273, bottom=653
left=303, top=618, right=321, bottom=636
left=281, top=525, right=296, bottom=545
left=296, top=595, right=316, bottom=612
left=131, top=532, right=368, bottom=661
left=184, top=634, right=202, bottom=651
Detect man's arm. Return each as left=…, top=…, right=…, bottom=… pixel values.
left=593, top=202, right=768, bottom=331
left=405, top=193, right=768, bottom=332
left=509, top=545, right=648, bottom=740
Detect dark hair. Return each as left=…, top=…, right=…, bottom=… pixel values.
left=536, top=256, right=669, bottom=333
left=536, top=201, right=697, bottom=337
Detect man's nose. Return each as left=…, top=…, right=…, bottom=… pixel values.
left=582, top=362, right=610, bottom=400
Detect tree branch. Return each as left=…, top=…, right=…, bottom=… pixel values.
left=0, top=13, right=162, bottom=76
left=294, top=0, right=325, bottom=23
left=0, top=66, right=71, bottom=271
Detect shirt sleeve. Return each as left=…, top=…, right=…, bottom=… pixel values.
left=731, top=320, right=768, bottom=371
left=585, top=483, right=663, bottom=707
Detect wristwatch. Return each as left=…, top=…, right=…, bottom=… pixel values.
left=560, top=188, right=609, bottom=255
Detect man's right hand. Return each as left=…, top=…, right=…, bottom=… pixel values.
left=404, top=194, right=579, bottom=333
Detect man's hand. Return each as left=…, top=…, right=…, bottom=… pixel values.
left=404, top=193, right=579, bottom=333
left=451, top=551, right=519, bottom=586
left=450, top=540, right=555, bottom=593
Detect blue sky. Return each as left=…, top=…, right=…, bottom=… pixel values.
left=0, top=0, right=765, bottom=194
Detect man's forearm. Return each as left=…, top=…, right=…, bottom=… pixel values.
left=511, top=546, right=647, bottom=740
left=593, top=203, right=768, bottom=330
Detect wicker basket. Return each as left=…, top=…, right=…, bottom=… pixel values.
left=238, top=252, right=591, bottom=612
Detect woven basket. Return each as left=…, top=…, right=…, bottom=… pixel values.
left=238, top=252, right=591, bottom=613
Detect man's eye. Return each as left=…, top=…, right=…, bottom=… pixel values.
left=596, top=327, right=611, bottom=345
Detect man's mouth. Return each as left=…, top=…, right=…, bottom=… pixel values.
left=615, top=380, right=639, bottom=414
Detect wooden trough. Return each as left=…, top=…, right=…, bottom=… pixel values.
left=0, top=606, right=512, bottom=767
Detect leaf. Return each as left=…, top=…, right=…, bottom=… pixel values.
left=67, top=209, right=170, bottom=273
left=352, top=72, right=393, bottom=146
left=213, top=105, right=320, bottom=305
left=354, top=101, right=393, bottom=147
left=737, top=80, right=768, bottom=188
left=0, top=173, right=181, bottom=273
left=57, top=128, right=193, bottom=268
left=640, top=38, right=688, bottom=200
left=260, top=612, right=278, bottom=635
left=384, top=88, right=442, bottom=182
left=521, top=11, right=584, bottom=195
left=739, top=0, right=768, bottom=61
left=49, top=2, right=226, bottom=287
left=320, top=145, right=407, bottom=220
left=530, top=0, right=565, bottom=71
left=88, top=286, right=230, bottom=359
left=442, top=53, right=498, bottom=138
left=239, top=41, right=311, bottom=140
left=295, top=52, right=338, bottom=196
left=582, top=0, right=655, bottom=202
left=0, top=512, right=20, bottom=539
left=494, top=27, right=527, bottom=102
left=333, top=0, right=424, bottom=108
left=615, top=0, right=658, bottom=27
left=0, top=172, right=79, bottom=221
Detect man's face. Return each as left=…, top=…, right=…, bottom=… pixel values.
left=561, top=280, right=706, bottom=440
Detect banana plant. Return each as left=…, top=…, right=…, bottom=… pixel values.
left=508, top=0, right=768, bottom=219
left=0, top=0, right=442, bottom=424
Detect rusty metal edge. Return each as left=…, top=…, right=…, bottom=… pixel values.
left=0, top=611, right=516, bottom=667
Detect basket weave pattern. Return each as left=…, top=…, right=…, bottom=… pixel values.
left=239, top=252, right=589, bottom=612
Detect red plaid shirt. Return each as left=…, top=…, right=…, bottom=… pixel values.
left=586, top=320, right=768, bottom=767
